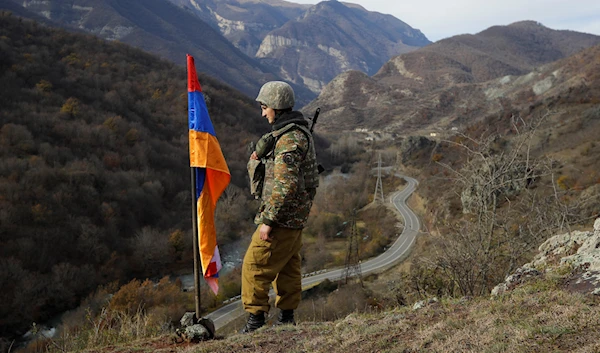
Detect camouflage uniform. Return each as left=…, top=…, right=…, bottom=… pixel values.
left=242, top=110, right=319, bottom=317
left=255, top=118, right=318, bottom=228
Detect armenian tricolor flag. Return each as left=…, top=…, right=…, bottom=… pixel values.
left=187, top=54, right=230, bottom=295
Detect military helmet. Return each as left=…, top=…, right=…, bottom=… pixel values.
left=255, top=81, right=295, bottom=110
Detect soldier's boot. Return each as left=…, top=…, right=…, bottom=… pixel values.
left=273, top=309, right=295, bottom=326
left=239, top=312, right=265, bottom=334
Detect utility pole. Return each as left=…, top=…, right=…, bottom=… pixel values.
left=373, top=152, right=384, bottom=203
left=341, top=211, right=363, bottom=286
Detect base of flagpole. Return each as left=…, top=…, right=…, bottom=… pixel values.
left=176, top=312, right=216, bottom=342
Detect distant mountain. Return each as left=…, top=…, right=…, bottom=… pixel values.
left=1, top=0, right=316, bottom=104
left=0, top=0, right=55, bottom=23
left=255, top=1, right=431, bottom=93
left=167, top=0, right=310, bottom=57
left=375, top=21, right=600, bottom=91
left=168, top=0, right=431, bottom=95
left=4, top=0, right=432, bottom=105
left=304, top=21, right=600, bottom=132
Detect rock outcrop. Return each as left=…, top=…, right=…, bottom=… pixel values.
left=492, top=218, right=600, bottom=296
left=399, top=136, right=437, bottom=165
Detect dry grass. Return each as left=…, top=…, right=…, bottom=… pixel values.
left=204, top=286, right=599, bottom=352
left=20, top=278, right=192, bottom=353
left=47, top=275, right=600, bottom=353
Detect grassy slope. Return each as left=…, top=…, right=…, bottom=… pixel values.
left=77, top=276, right=600, bottom=353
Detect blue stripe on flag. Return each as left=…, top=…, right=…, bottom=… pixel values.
left=188, top=91, right=216, bottom=136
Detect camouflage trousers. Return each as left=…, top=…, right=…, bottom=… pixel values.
left=241, top=225, right=303, bottom=315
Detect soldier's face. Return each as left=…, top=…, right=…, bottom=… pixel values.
left=261, top=104, right=276, bottom=124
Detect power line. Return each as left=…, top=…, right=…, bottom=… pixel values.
left=341, top=210, right=363, bottom=286
left=373, top=152, right=384, bottom=203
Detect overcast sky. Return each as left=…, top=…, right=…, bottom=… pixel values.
left=291, top=0, right=600, bottom=42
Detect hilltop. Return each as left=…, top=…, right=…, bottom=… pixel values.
left=31, top=219, right=600, bottom=352
left=3, top=4, right=600, bottom=353
left=253, top=0, right=430, bottom=93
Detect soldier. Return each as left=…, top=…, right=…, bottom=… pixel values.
left=240, top=81, right=319, bottom=333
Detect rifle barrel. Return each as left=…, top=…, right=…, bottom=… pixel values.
left=310, top=108, right=320, bottom=133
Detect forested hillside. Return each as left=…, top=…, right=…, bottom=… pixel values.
left=0, top=12, right=265, bottom=340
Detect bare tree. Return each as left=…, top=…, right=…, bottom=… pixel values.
left=425, top=113, right=572, bottom=296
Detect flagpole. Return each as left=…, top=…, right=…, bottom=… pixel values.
left=190, top=167, right=202, bottom=320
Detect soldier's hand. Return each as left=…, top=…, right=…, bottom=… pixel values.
left=250, top=151, right=259, bottom=160
left=259, top=224, right=273, bottom=242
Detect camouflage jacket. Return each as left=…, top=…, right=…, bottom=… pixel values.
left=254, top=111, right=319, bottom=229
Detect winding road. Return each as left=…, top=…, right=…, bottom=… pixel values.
left=206, top=175, right=420, bottom=330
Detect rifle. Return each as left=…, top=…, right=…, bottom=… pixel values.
left=308, top=108, right=325, bottom=174
left=310, top=108, right=320, bottom=133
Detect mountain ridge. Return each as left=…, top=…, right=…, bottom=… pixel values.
left=304, top=21, right=600, bottom=133
left=166, top=0, right=430, bottom=95
left=2, top=0, right=433, bottom=104
left=255, top=0, right=430, bottom=93
left=1, top=0, right=318, bottom=103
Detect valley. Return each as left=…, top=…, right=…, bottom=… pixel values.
left=1, top=1, right=599, bottom=351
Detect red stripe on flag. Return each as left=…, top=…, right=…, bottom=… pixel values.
left=187, top=54, right=202, bottom=93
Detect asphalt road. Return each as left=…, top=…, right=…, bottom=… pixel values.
left=206, top=175, right=420, bottom=330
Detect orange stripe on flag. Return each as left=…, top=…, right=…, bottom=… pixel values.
left=189, top=131, right=229, bottom=171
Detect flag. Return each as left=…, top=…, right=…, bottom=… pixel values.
left=187, top=54, right=230, bottom=295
